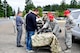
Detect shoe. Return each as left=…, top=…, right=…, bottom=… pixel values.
left=17, top=45, right=24, bottom=47
left=64, top=49, right=71, bottom=53
left=27, top=50, right=34, bottom=53
left=26, top=49, right=29, bottom=52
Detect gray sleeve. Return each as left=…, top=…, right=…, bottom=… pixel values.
left=42, top=19, right=49, bottom=29
left=52, top=21, right=59, bottom=34
left=20, top=17, right=23, bottom=24
left=69, top=16, right=76, bottom=28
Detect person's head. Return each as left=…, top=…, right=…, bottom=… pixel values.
left=47, top=12, right=54, bottom=22
left=17, top=11, right=23, bottom=17
left=64, top=10, right=71, bottom=17
left=33, top=8, right=39, bottom=15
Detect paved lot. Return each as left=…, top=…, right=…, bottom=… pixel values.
left=0, top=20, right=80, bottom=53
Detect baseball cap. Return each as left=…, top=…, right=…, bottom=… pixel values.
left=47, top=12, right=54, bottom=20
left=64, top=10, right=70, bottom=16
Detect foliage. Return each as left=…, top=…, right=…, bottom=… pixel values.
left=37, top=7, right=43, bottom=17
left=0, top=0, right=13, bottom=17
left=43, top=0, right=80, bottom=17
left=43, top=5, right=51, bottom=11
left=22, top=10, right=26, bottom=17
left=25, top=3, right=35, bottom=13
left=12, top=10, right=16, bottom=16
left=7, top=4, right=13, bottom=17
left=0, top=0, right=4, bottom=17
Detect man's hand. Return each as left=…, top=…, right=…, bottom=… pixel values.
left=37, top=28, right=44, bottom=34
left=53, top=33, right=56, bottom=35
left=37, top=31, right=40, bottom=34
left=66, top=27, right=71, bottom=30
left=37, top=29, right=42, bottom=34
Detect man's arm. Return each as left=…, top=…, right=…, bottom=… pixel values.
left=20, top=17, right=24, bottom=24
left=42, top=18, right=49, bottom=29
left=37, top=19, right=49, bottom=34
left=52, top=20, right=59, bottom=34
left=69, top=16, right=76, bottom=28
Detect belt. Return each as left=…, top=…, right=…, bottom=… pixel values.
left=17, top=25, right=22, bottom=26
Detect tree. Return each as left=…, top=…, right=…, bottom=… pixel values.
left=3, top=0, right=13, bottom=17
left=3, top=0, right=7, bottom=17
left=0, top=0, right=13, bottom=17
left=37, top=6, right=42, bottom=8
left=59, top=0, right=66, bottom=11
left=43, top=5, right=51, bottom=11
left=25, top=0, right=35, bottom=13
left=25, top=3, right=35, bottom=13
left=7, top=4, right=13, bottom=17
left=23, top=10, right=26, bottom=17
left=25, top=0, right=29, bottom=4
left=0, top=0, right=4, bottom=17
left=12, top=10, right=16, bottom=16
left=25, top=0, right=32, bottom=5
left=51, top=4, right=59, bottom=11
left=70, top=0, right=77, bottom=8
left=37, top=7, right=43, bottom=17
left=78, top=1, right=80, bottom=5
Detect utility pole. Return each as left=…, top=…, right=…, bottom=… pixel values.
left=3, top=0, right=7, bottom=18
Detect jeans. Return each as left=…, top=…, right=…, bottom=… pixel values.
left=26, top=31, right=35, bottom=50
left=17, top=26, right=22, bottom=46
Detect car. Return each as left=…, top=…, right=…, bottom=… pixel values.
left=56, top=18, right=62, bottom=20
left=70, top=9, right=80, bottom=41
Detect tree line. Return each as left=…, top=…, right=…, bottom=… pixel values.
left=0, top=0, right=80, bottom=17
left=25, top=0, right=80, bottom=17
left=43, top=0, right=80, bottom=17
left=24, top=1, right=43, bottom=17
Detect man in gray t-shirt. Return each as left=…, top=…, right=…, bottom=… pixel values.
left=16, top=11, right=24, bottom=47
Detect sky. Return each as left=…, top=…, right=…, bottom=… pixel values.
left=1, top=0, right=79, bottom=12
